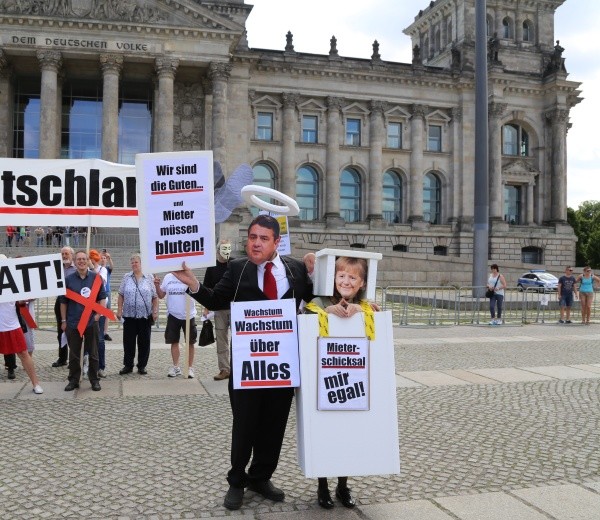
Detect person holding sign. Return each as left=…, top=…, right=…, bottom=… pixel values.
left=173, top=214, right=313, bottom=511
left=304, top=256, right=377, bottom=509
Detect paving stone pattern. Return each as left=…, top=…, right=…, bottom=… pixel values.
left=2, top=325, right=600, bottom=519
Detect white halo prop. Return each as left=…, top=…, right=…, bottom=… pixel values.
left=241, top=185, right=299, bottom=216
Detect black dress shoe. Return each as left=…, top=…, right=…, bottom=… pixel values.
left=91, top=381, right=101, bottom=391
left=317, top=488, right=334, bottom=509
left=52, top=360, right=67, bottom=367
left=119, top=367, right=133, bottom=375
left=335, top=486, right=355, bottom=508
left=64, top=381, right=79, bottom=391
left=248, top=480, right=284, bottom=502
left=7, top=368, right=15, bottom=380
left=104, top=334, right=112, bottom=341
left=223, top=486, right=244, bottom=510
left=138, top=368, right=147, bottom=375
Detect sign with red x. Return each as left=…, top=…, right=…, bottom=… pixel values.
left=65, top=274, right=116, bottom=337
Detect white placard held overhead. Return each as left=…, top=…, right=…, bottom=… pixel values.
left=230, top=299, right=300, bottom=389
left=0, top=254, right=65, bottom=303
left=136, top=151, right=216, bottom=273
left=317, top=337, right=370, bottom=411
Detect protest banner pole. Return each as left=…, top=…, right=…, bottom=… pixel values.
left=79, top=223, right=92, bottom=383
left=183, top=295, right=190, bottom=378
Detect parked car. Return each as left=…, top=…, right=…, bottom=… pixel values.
left=517, top=270, right=559, bottom=292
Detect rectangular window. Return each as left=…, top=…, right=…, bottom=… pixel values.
left=428, top=125, right=442, bottom=152
left=257, top=112, right=273, bottom=141
left=387, top=122, right=402, bottom=148
left=345, top=118, right=361, bottom=146
left=13, top=78, right=41, bottom=158
left=302, top=115, right=318, bottom=143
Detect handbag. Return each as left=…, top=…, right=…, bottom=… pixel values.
left=486, top=276, right=499, bottom=298
left=199, top=319, right=215, bottom=346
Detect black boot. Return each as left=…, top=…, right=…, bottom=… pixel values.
left=317, top=478, right=334, bottom=509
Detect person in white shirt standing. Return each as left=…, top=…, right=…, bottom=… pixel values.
left=154, top=273, right=198, bottom=378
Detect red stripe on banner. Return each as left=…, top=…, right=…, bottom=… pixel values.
left=155, top=251, right=205, bottom=260
left=18, top=304, right=37, bottom=330
left=245, top=314, right=284, bottom=319
left=250, top=353, right=279, bottom=357
left=235, top=329, right=293, bottom=335
left=321, top=365, right=365, bottom=369
left=240, top=380, right=292, bottom=387
left=0, top=208, right=138, bottom=216
left=150, top=188, right=204, bottom=195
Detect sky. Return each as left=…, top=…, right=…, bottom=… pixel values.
left=244, top=0, right=599, bottom=210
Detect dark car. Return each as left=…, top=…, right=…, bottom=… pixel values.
left=517, top=270, right=559, bottom=292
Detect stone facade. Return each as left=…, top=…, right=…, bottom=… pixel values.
left=0, top=0, right=582, bottom=284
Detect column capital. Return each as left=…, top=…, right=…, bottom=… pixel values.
left=36, top=50, right=62, bottom=72
left=368, top=100, right=386, bottom=115
left=100, top=53, right=124, bottom=75
left=545, top=108, right=569, bottom=125
left=410, top=104, right=427, bottom=120
left=326, top=96, right=344, bottom=111
left=282, top=92, right=300, bottom=109
left=488, top=101, right=507, bottom=118
left=155, top=56, right=179, bottom=79
left=208, top=62, right=232, bottom=81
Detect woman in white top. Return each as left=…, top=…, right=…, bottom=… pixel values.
left=487, top=264, right=507, bottom=325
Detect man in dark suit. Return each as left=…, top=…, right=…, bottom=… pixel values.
left=174, top=214, right=312, bottom=510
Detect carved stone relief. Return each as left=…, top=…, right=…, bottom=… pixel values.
left=173, top=82, right=204, bottom=150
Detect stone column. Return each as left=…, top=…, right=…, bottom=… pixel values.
left=154, top=56, right=179, bottom=153
left=208, top=62, right=231, bottom=167
left=281, top=92, right=298, bottom=200
left=0, top=50, right=11, bottom=156
left=367, top=100, right=385, bottom=222
left=324, top=96, right=344, bottom=226
left=526, top=181, right=535, bottom=225
left=408, top=104, right=426, bottom=223
left=37, top=50, right=62, bottom=159
left=488, top=101, right=507, bottom=220
left=546, top=108, right=569, bottom=222
left=450, top=106, right=463, bottom=224
left=100, top=54, right=123, bottom=163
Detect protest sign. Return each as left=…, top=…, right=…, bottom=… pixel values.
left=0, top=159, right=137, bottom=227
left=136, top=151, right=215, bottom=273
left=317, top=337, right=369, bottom=411
left=231, top=298, right=300, bottom=389
left=0, top=254, right=65, bottom=303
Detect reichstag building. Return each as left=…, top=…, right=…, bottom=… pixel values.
left=0, top=0, right=581, bottom=281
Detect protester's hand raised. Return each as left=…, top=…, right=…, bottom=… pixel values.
left=172, top=261, right=199, bottom=291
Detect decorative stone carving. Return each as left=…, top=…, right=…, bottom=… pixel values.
left=488, top=101, right=507, bottom=119
left=282, top=92, right=299, bottom=109
left=36, top=50, right=62, bottom=71
left=208, top=62, right=232, bottom=81
left=545, top=108, right=569, bottom=125
left=174, top=82, right=204, bottom=149
left=99, top=54, right=123, bottom=75
left=329, top=35, right=339, bottom=57
left=412, top=44, right=421, bottom=65
left=326, top=96, right=343, bottom=113
left=368, top=100, right=386, bottom=115
left=285, top=31, right=295, bottom=53
left=544, top=40, right=567, bottom=76
left=451, top=106, right=462, bottom=123
left=155, top=57, right=179, bottom=79
left=371, top=40, right=381, bottom=61
left=411, top=104, right=427, bottom=120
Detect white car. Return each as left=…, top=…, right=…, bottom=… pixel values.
left=517, top=271, right=559, bottom=292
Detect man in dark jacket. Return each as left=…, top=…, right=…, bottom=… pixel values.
left=174, top=215, right=312, bottom=511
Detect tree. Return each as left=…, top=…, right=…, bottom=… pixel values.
left=569, top=201, right=600, bottom=268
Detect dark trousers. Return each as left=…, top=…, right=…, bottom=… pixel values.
left=4, top=354, right=16, bottom=370
left=54, top=298, right=68, bottom=363
left=66, top=322, right=99, bottom=383
left=98, top=316, right=106, bottom=370
left=122, top=317, right=151, bottom=370
left=227, top=378, right=294, bottom=488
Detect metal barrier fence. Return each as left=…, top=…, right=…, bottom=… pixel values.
left=379, top=286, right=597, bottom=326
left=26, top=286, right=599, bottom=329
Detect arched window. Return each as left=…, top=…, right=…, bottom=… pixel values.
left=423, top=172, right=441, bottom=224
left=251, top=163, right=276, bottom=217
left=486, top=15, right=493, bottom=37
left=296, top=165, right=319, bottom=221
left=502, top=17, right=513, bottom=39
left=382, top=170, right=402, bottom=223
left=502, top=123, right=529, bottom=156
left=522, top=20, right=533, bottom=42
left=340, top=168, right=362, bottom=223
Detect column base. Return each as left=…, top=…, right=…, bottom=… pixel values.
left=367, top=214, right=387, bottom=230
left=324, top=213, right=345, bottom=229
left=408, top=216, right=428, bottom=231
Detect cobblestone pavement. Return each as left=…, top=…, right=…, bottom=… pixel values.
left=2, top=324, right=600, bottom=519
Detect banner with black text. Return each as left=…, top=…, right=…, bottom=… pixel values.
left=0, top=254, right=66, bottom=303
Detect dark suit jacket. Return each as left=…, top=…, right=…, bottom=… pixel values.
left=188, top=256, right=312, bottom=310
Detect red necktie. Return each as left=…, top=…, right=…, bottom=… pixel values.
left=263, top=261, right=277, bottom=300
